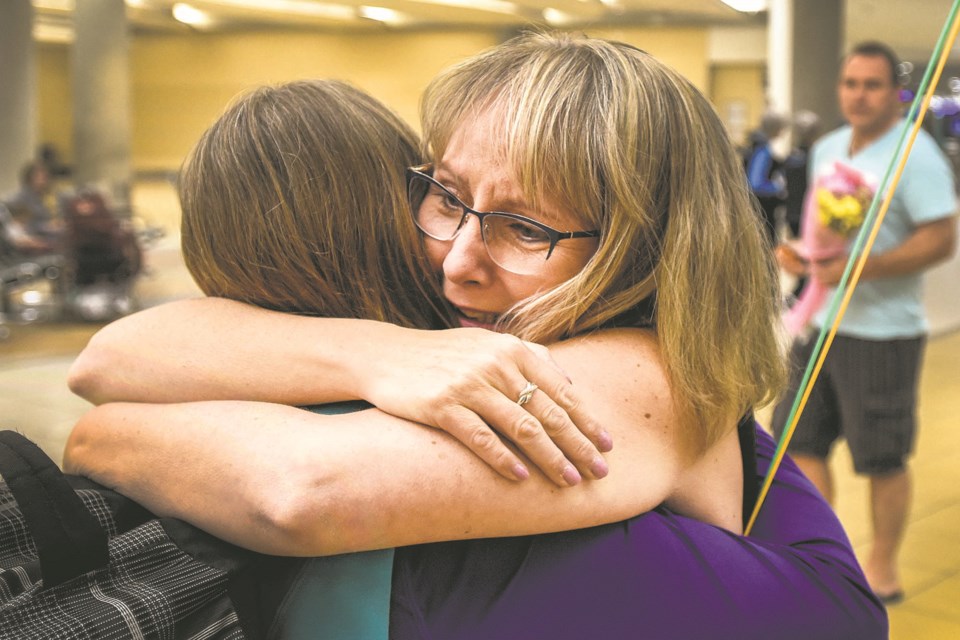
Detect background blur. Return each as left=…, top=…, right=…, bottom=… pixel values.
left=17, top=0, right=960, bottom=176
left=2, top=1, right=960, bottom=638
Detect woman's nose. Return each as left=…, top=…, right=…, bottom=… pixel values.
left=442, top=214, right=492, bottom=283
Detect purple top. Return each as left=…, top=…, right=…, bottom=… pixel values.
left=389, top=424, right=887, bottom=639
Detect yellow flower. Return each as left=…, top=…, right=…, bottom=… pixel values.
left=816, top=188, right=866, bottom=236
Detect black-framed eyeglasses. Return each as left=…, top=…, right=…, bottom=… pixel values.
left=406, top=164, right=600, bottom=275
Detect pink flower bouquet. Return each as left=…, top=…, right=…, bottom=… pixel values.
left=782, top=162, right=877, bottom=336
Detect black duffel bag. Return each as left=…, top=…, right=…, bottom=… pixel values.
left=0, top=430, right=304, bottom=639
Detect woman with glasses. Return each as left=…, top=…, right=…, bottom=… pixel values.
left=66, top=33, right=886, bottom=637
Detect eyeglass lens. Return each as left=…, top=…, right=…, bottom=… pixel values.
left=407, top=173, right=554, bottom=275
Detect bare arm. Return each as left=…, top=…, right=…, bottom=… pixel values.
left=64, top=329, right=694, bottom=556
left=813, top=215, right=956, bottom=286
left=68, top=297, right=615, bottom=487
left=68, top=298, right=361, bottom=406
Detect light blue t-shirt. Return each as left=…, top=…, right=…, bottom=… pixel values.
left=810, top=119, right=956, bottom=339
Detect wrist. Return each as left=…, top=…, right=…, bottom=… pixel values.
left=324, top=318, right=406, bottom=403
left=857, top=252, right=882, bottom=281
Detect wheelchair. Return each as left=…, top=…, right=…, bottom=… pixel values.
left=1, top=190, right=145, bottom=339
left=1, top=204, right=66, bottom=339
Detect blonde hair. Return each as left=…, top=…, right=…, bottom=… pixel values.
left=180, top=79, right=452, bottom=329
left=421, top=32, right=785, bottom=448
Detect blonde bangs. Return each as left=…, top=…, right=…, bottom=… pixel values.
left=422, top=32, right=786, bottom=448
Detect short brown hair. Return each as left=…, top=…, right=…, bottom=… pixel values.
left=846, top=41, right=901, bottom=86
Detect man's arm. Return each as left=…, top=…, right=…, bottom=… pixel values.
left=813, top=215, right=956, bottom=286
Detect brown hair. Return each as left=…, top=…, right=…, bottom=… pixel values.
left=180, top=79, right=452, bottom=329
left=421, top=32, right=785, bottom=448
left=846, top=41, right=901, bottom=86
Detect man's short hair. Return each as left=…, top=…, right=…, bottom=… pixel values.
left=845, top=41, right=901, bottom=86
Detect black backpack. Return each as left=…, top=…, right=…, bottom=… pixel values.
left=0, top=430, right=304, bottom=639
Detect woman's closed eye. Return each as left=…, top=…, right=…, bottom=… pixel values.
left=426, top=185, right=464, bottom=218
left=487, top=216, right=551, bottom=248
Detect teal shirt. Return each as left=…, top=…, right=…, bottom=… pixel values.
left=810, top=119, right=956, bottom=339
left=270, top=401, right=393, bottom=640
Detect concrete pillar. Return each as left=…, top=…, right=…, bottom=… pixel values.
left=73, top=0, right=132, bottom=209
left=0, top=0, right=36, bottom=195
left=791, top=0, right=844, bottom=131
left=767, top=0, right=845, bottom=143
left=767, top=0, right=793, bottom=119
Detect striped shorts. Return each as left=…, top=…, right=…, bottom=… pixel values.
left=771, top=333, right=925, bottom=475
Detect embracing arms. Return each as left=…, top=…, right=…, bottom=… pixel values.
left=64, top=329, right=718, bottom=555
left=68, top=298, right=614, bottom=487
left=69, top=298, right=367, bottom=406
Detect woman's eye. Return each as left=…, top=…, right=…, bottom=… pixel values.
left=506, top=220, right=550, bottom=245
left=426, top=186, right=463, bottom=216
left=441, top=193, right=462, bottom=210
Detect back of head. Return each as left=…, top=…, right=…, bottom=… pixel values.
left=760, top=111, right=787, bottom=138
left=792, top=110, right=821, bottom=147
left=180, top=79, right=451, bottom=329
left=421, top=31, right=784, bottom=447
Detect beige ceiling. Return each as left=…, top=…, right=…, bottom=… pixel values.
left=32, top=0, right=959, bottom=65
left=34, top=0, right=762, bottom=35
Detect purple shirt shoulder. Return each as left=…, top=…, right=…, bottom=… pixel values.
left=389, top=424, right=887, bottom=640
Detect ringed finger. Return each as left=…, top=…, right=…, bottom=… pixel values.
left=436, top=407, right=531, bottom=482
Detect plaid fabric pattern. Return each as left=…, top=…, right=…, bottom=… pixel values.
left=0, top=487, right=120, bottom=602
left=0, top=481, right=248, bottom=640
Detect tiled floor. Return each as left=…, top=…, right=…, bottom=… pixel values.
left=2, top=179, right=959, bottom=638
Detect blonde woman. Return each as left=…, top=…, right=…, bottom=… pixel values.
left=67, top=34, right=885, bottom=637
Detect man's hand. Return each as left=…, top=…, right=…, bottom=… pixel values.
left=775, top=242, right=809, bottom=277
left=811, top=254, right=848, bottom=287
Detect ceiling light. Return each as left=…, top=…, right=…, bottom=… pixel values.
left=542, top=8, right=576, bottom=26
left=720, top=0, right=767, bottom=12
left=196, top=0, right=355, bottom=21
left=32, top=0, right=75, bottom=9
left=357, top=5, right=409, bottom=25
left=172, top=3, right=214, bottom=27
left=33, top=21, right=74, bottom=43
left=409, top=0, right=518, bottom=16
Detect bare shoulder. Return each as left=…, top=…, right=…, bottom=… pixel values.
left=549, top=328, right=673, bottom=419
left=549, top=327, right=683, bottom=488
left=548, top=328, right=742, bottom=531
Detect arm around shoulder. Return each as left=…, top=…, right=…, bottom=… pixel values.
left=64, top=329, right=689, bottom=556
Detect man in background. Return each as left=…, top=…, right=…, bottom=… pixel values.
left=774, top=41, right=957, bottom=604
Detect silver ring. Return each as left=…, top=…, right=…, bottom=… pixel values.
left=517, top=381, right=538, bottom=406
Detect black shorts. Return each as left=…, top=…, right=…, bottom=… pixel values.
left=771, top=333, right=925, bottom=475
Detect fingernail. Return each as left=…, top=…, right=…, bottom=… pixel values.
left=590, top=456, right=609, bottom=479
left=513, top=463, right=530, bottom=481
left=597, top=430, right=613, bottom=452
left=561, top=464, right=582, bottom=486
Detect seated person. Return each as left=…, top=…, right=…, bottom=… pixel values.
left=6, top=161, right=63, bottom=242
